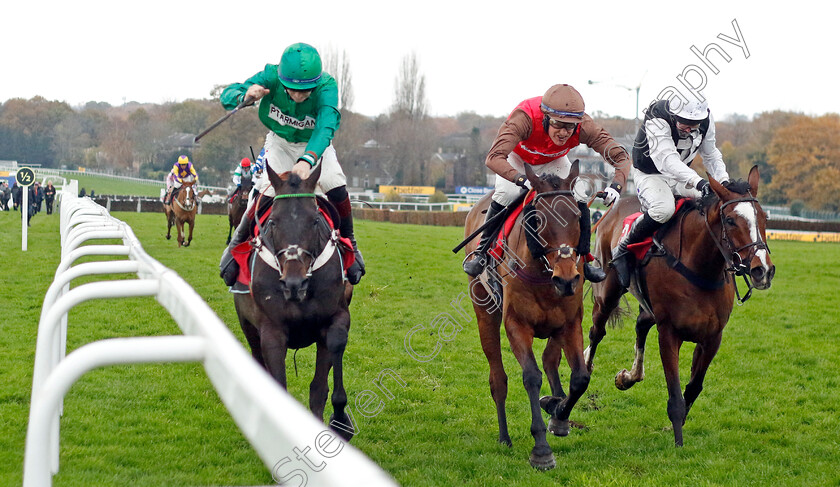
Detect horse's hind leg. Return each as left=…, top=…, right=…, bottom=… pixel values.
left=543, top=322, right=592, bottom=437
left=506, top=319, right=554, bottom=470
left=166, top=212, right=173, bottom=240
left=310, top=342, right=331, bottom=422
left=615, top=308, right=656, bottom=390
left=683, top=332, right=722, bottom=421
left=472, top=279, right=510, bottom=447
left=658, top=325, right=686, bottom=446
left=326, top=315, right=353, bottom=441
left=539, top=336, right=567, bottom=436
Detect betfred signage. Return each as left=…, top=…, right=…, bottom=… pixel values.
left=456, top=186, right=493, bottom=195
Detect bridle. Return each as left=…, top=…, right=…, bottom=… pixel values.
left=253, top=192, right=345, bottom=281
left=175, top=185, right=196, bottom=212
left=703, top=192, right=770, bottom=304
left=525, top=189, right=579, bottom=274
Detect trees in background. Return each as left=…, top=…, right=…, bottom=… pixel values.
left=2, top=81, right=839, bottom=209
left=764, top=114, right=840, bottom=211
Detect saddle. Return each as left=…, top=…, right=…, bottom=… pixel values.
left=230, top=194, right=355, bottom=290
left=620, top=198, right=690, bottom=261
left=624, top=197, right=725, bottom=315
left=488, top=190, right=538, bottom=261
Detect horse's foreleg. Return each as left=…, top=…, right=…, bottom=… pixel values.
left=547, top=321, right=591, bottom=437
left=176, top=221, right=184, bottom=247
left=658, top=326, right=686, bottom=446
left=541, top=336, right=565, bottom=400
left=539, top=336, right=568, bottom=437
left=506, top=319, right=554, bottom=470
left=226, top=224, right=233, bottom=245
left=310, top=342, right=331, bottom=422
left=586, top=276, right=623, bottom=371
left=684, top=332, right=722, bottom=421
left=476, top=309, right=510, bottom=447
left=616, top=308, right=656, bottom=390
left=187, top=218, right=194, bottom=246
left=259, top=325, right=289, bottom=389
left=326, top=316, right=353, bottom=441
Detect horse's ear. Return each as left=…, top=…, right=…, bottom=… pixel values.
left=568, top=159, right=580, bottom=181
left=303, top=162, right=323, bottom=193
left=266, top=163, right=283, bottom=191
left=523, top=163, right=538, bottom=186
left=748, top=165, right=760, bottom=195
left=707, top=172, right=727, bottom=197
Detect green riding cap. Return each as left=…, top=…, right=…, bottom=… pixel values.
left=279, top=43, right=323, bottom=90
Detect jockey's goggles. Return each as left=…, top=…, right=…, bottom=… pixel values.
left=546, top=118, right=578, bottom=132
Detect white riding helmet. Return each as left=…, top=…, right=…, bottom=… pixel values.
left=668, top=98, right=709, bottom=124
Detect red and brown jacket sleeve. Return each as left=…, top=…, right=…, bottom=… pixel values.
left=578, top=115, right=631, bottom=191
left=485, top=109, right=532, bottom=182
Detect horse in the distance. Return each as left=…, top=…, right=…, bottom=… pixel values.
left=232, top=163, right=355, bottom=439
left=227, top=171, right=252, bottom=244
left=464, top=161, right=592, bottom=470
left=164, top=179, right=197, bottom=247
left=586, top=165, right=775, bottom=446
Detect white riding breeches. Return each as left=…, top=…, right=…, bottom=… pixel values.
left=633, top=167, right=702, bottom=223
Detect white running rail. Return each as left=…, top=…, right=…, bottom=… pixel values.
left=23, top=181, right=396, bottom=487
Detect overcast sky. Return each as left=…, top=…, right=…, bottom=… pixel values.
left=2, top=1, right=834, bottom=121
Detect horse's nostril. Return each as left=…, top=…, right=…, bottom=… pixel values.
left=750, top=266, right=765, bottom=282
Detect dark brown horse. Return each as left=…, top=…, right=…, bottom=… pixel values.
left=585, top=165, right=775, bottom=446
left=464, top=161, right=591, bottom=470
left=227, top=170, right=253, bottom=244
left=164, top=179, right=197, bottom=247
left=233, top=162, right=355, bottom=439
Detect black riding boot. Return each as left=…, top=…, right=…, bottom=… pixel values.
left=328, top=186, right=365, bottom=285
left=610, top=212, right=663, bottom=289
left=578, top=201, right=606, bottom=283
left=219, top=211, right=254, bottom=286
left=463, top=201, right=505, bottom=277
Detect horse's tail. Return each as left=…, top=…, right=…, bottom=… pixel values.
left=589, top=286, right=632, bottom=329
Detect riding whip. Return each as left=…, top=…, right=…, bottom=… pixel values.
left=194, top=97, right=253, bottom=143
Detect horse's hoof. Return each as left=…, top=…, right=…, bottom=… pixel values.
left=539, top=395, right=563, bottom=416
left=548, top=417, right=570, bottom=437
left=529, top=451, right=555, bottom=471
left=329, top=413, right=355, bottom=442
left=499, top=435, right=512, bottom=447
left=165, top=235, right=171, bottom=240
left=615, top=369, right=633, bottom=391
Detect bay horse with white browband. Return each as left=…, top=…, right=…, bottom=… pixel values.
left=464, top=161, right=591, bottom=470
left=585, top=165, right=775, bottom=446
left=164, top=179, right=197, bottom=247
left=232, top=162, right=355, bottom=439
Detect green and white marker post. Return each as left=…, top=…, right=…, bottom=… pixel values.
left=16, top=167, right=35, bottom=251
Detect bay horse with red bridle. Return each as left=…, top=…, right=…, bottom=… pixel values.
left=585, top=165, right=775, bottom=446
left=464, top=161, right=591, bottom=470
left=232, top=162, right=355, bottom=439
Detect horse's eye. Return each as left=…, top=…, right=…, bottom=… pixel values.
left=724, top=217, right=736, bottom=226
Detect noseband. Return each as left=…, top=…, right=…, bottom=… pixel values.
left=254, top=192, right=344, bottom=281
left=703, top=193, right=770, bottom=303
left=525, top=189, right=579, bottom=274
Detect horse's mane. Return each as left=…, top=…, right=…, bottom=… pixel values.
left=538, top=173, right=571, bottom=191
left=696, top=178, right=751, bottom=211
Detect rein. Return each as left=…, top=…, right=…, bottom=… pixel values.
left=518, top=189, right=579, bottom=277
left=175, top=188, right=196, bottom=212
left=702, top=194, right=769, bottom=304
left=254, top=192, right=343, bottom=281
